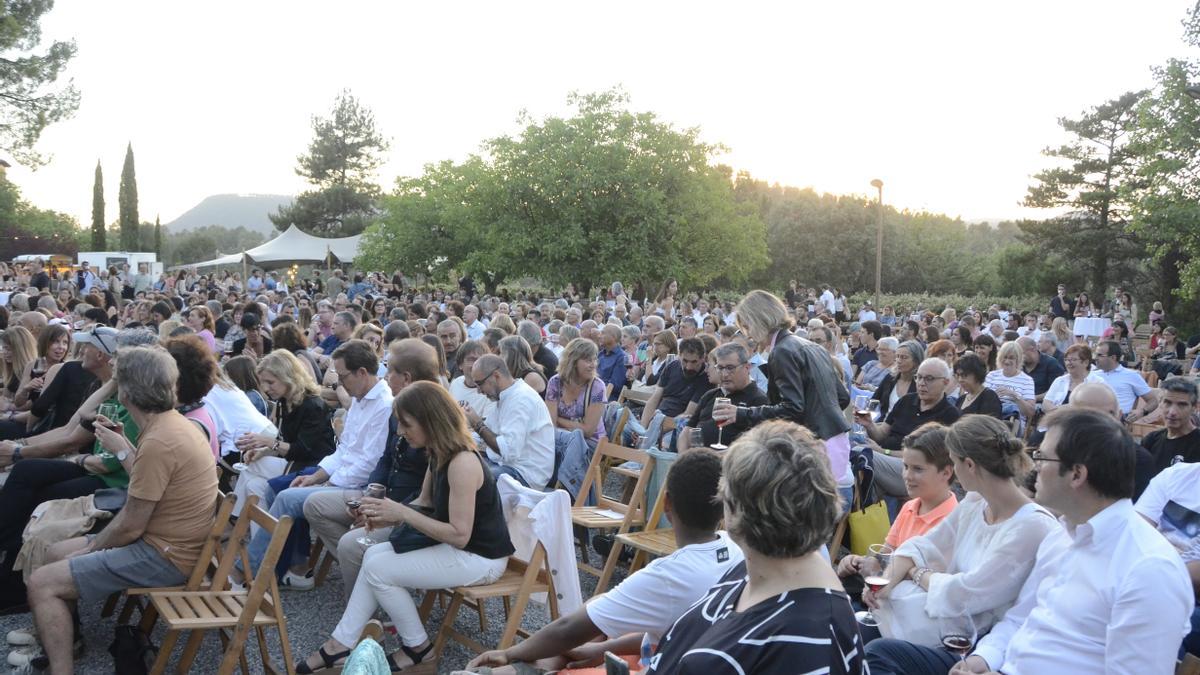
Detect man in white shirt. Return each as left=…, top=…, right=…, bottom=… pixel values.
left=239, top=340, right=393, bottom=584
left=865, top=407, right=1194, bottom=675
left=467, top=449, right=744, bottom=673
left=465, top=354, right=555, bottom=490
left=818, top=284, right=835, bottom=315
left=448, top=340, right=497, bottom=434
left=1135, top=460, right=1200, bottom=657
left=463, top=304, right=488, bottom=341
left=1094, top=340, right=1158, bottom=418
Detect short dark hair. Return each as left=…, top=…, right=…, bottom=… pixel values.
left=861, top=320, right=882, bottom=341
left=150, top=301, right=173, bottom=320
left=1161, top=376, right=1199, bottom=405
left=1041, top=407, right=1136, bottom=500
left=678, top=337, right=706, bottom=358
left=666, top=448, right=724, bottom=531
left=1098, top=340, right=1121, bottom=359
left=953, top=352, right=988, bottom=382
left=332, top=339, right=378, bottom=375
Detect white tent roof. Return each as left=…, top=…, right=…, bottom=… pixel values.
left=187, top=226, right=363, bottom=269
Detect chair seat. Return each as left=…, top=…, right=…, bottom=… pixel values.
left=615, top=528, right=677, bottom=558
left=456, top=570, right=551, bottom=601
left=610, top=465, right=642, bottom=479
left=149, top=590, right=277, bottom=629
left=571, top=506, right=645, bottom=529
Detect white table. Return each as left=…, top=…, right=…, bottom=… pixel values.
left=1074, top=317, right=1112, bottom=338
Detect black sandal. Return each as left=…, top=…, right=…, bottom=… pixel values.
left=297, top=645, right=352, bottom=674
left=386, top=642, right=434, bottom=672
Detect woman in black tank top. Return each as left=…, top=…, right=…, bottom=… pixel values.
left=298, top=381, right=514, bottom=674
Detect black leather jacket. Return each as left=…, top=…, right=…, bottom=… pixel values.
left=737, top=332, right=851, bottom=440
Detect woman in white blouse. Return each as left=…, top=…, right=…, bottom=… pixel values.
left=863, top=414, right=1059, bottom=649
left=1040, top=343, right=1104, bottom=416
left=983, top=341, right=1036, bottom=421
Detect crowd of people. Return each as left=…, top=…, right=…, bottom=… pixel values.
left=0, top=259, right=1195, bottom=673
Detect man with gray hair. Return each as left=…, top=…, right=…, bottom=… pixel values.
left=27, top=345, right=219, bottom=674
left=856, top=357, right=961, bottom=499
left=464, top=355, right=555, bottom=489
left=519, top=319, right=558, bottom=377
left=678, top=343, right=769, bottom=451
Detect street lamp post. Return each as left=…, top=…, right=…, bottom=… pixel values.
left=871, top=179, right=884, bottom=310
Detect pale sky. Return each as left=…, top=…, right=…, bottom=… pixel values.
left=9, top=0, right=1196, bottom=228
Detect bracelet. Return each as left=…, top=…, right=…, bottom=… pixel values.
left=272, top=438, right=281, bottom=455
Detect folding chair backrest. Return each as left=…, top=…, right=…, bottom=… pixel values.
left=573, top=439, right=653, bottom=509
left=181, top=492, right=237, bottom=590
left=240, top=502, right=293, bottom=619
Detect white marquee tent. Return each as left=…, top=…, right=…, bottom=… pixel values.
left=186, top=226, right=363, bottom=270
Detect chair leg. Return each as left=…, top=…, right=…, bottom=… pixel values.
left=500, top=588, right=534, bottom=649
left=314, top=551, right=335, bottom=587
left=418, top=590, right=437, bottom=621
left=276, top=606, right=297, bottom=675
left=117, top=595, right=140, bottom=625
left=149, top=629, right=182, bottom=675
left=431, top=593, right=464, bottom=660
left=137, top=602, right=161, bottom=635
left=217, top=622, right=254, bottom=675
left=178, top=630, right=206, bottom=673
left=101, top=591, right=120, bottom=618
left=254, top=625, right=273, bottom=673
left=476, top=598, right=488, bottom=632
left=593, top=538, right=624, bottom=598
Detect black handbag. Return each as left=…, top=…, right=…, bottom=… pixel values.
left=387, top=504, right=438, bottom=554
left=108, top=624, right=156, bottom=675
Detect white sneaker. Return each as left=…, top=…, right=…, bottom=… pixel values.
left=280, top=570, right=315, bottom=591
left=6, top=626, right=36, bottom=647
left=7, top=646, right=40, bottom=667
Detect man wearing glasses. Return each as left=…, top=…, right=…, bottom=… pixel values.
left=677, top=344, right=768, bottom=451
left=1093, top=340, right=1158, bottom=420
left=464, top=354, right=555, bottom=490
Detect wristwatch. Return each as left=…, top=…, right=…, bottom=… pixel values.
left=11, top=444, right=23, bottom=463
left=116, top=450, right=129, bottom=462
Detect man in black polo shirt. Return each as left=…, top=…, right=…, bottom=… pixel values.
left=856, top=358, right=961, bottom=498
left=1049, top=283, right=1075, bottom=320
left=1140, top=377, right=1200, bottom=477
left=679, top=343, right=769, bottom=450
left=639, top=338, right=708, bottom=428
left=1019, top=336, right=1065, bottom=401
left=852, top=320, right=882, bottom=378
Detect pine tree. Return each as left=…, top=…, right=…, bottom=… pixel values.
left=118, top=143, right=138, bottom=250
left=154, top=215, right=162, bottom=257
left=90, top=160, right=105, bottom=250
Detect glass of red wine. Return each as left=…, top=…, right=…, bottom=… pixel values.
left=356, top=483, right=388, bottom=546
left=344, top=489, right=363, bottom=521
left=711, top=394, right=732, bottom=450
left=939, top=613, right=977, bottom=660
left=854, top=543, right=893, bottom=627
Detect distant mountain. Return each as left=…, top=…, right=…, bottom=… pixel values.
left=165, top=194, right=293, bottom=236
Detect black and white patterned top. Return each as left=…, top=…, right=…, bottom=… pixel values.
left=647, top=560, right=867, bottom=675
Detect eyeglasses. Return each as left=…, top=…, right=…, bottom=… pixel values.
left=1029, top=449, right=1063, bottom=465
left=914, top=374, right=945, bottom=384
left=714, top=364, right=744, bottom=373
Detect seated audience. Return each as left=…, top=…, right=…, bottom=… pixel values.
left=984, top=341, right=1035, bottom=421
left=1040, top=343, right=1104, bottom=416
left=224, top=354, right=268, bottom=417
left=642, top=328, right=677, bottom=387
left=596, top=324, right=626, bottom=401
left=838, top=424, right=957, bottom=582
left=953, top=353, right=1003, bottom=419
left=27, top=345, right=219, bottom=674
left=869, top=408, right=1193, bottom=674
left=232, top=311, right=273, bottom=359
left=638, top=337, right=709, bottom=428
left=1094, top=340, right=1158, bottom=419
left=448, top=341, right=498, bottom=426
left=499, top=335, right=547, bottom=397
left=1037, top=330, right=1064, bottom=366
left=464, top=354, right=555, bottom=490
left=857, top=336, right=897, bottom=390
left=163, top=335, right=221, bottom=458
left=518, top=320, right=558, bottom=378
left=1140, top=376, right=1200, bottom=474
left=858, top=358, right=961, bottom=499
left=863, top=415, right=1058, bottom=649
left=305, top=339, right=440, bottom=599
left=11, top=326, right=91, bottom=439
left=545, top=338, right=607, bottom=447
left=678, top=343, right=769, bottom=451
left=437, top=319, right=465, bottom=379
left=646, top=421, right=866, bottom=674
left=1017, top=336, right=1064, bottom=401
left=297, top=382, right=514, bottom=673
left=467, top=449, right=743, bottom=673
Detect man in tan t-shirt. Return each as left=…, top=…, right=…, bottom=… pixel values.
left=26, top=346, right=218, bottom=674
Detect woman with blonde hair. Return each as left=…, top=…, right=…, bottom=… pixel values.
left=297, top=382, right=513, bottom=673
left=546, top=338, right=606, bottom=444
left=721, top=290, right=852, bottom=486
left=489, top=313, right=516, bottom=336
left=0, top=327, right=37, bottom=412
left=1050, top=316, right=1073, bottom=355
left=864, top=415, right=1057, bottom=664
left=984, top=341, right=1036, bottom=422
left=234, top=349, right=335, bottom=518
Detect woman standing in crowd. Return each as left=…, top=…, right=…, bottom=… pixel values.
left=297, top=382, right=513, bottom=673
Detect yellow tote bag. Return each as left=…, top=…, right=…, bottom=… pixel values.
left=848, top=500, right=891, bottom=556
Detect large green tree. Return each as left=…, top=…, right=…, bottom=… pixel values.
left=0, top=177, right=80, bottom=260
left=360, top=89, right=767, bottom=295
left=118, top=143, right=138, bottom=250
left=271, top=91, right=388, bottom=237
left=1022, top=91, right=1145, bottom=296
left=90, top=159, right=104, bottom=249
left=0, top=1, right=79, bottom=166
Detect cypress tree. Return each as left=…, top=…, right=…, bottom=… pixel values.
left=118, top=143, right=138, bottom=250
left=90, top=160, right=105, bottom=250
left=154, top=214, right=162, bottom=257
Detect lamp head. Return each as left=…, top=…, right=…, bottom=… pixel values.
left=870, top=179, right=884, bottom=189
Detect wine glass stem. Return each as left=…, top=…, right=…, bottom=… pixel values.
left=716, top=426, right=723, bottom=446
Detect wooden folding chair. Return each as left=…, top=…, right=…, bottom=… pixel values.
left=608, top=406, right=630, bottom=443
left=614, top=480, right=677, bottom=575
left=422, top=541, right=559, bottom=661
left=1177, top=654, right=1200, bottom=675
left=146, top=499, right=296, bottom=675
left=571, top=439, right=655, bottom=597
left=102, top=492, right=237, bottom=623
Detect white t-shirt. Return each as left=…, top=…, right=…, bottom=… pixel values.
left=585, top=531, right=744, bottom=641
left=449, top=376, right=497, bottom=427
left=984, top=370, right=1036, bottom=402
left=1135, top=462, right=1200, bottom=562
left=1096, top=365, right=1151, bottom=414
left=203, top=384, right=278, bottom=457
left=859, top=309, right=877, bottom=322
left=819, top=290, right=835, bottom=311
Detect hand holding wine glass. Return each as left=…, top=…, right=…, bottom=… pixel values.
left=855, top=543, right=894, bottom=627
left=711, top=394, right=733, bottom=450
left=356, top=483, right=388, bottom=546
left=939, top=613, right=977, bottom=661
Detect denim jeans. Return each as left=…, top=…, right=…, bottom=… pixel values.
left=243, top=467, right=339, bottom=577
left=864, top=638, right=961, bottom=675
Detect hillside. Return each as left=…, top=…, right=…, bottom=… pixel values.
left=165, top=194, right=293, bottom=236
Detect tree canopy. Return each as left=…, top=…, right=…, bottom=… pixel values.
left=0, top=0, right=79, bottom=166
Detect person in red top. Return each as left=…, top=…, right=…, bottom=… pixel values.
left=837, top=423, right=957, bottom=578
